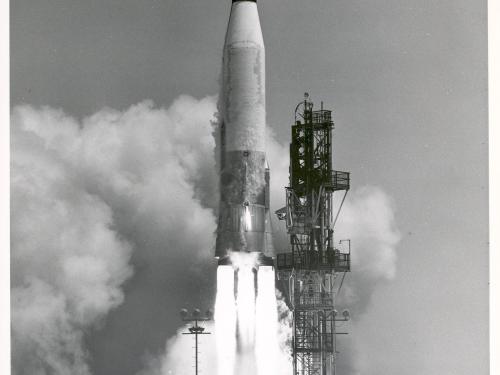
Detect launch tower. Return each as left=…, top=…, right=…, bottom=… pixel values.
left=276, top=94, right=351, bottom=375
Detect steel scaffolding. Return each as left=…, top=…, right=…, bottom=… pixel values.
left=276, top=94, right=350, bottom=375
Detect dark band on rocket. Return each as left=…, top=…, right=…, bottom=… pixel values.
left=215, top=150, right=272, bottom=258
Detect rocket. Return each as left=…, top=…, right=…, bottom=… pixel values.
left=215, top=0, right=273, bottom=266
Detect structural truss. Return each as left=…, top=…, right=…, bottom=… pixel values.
left=276, top=95, right=351, bottom=375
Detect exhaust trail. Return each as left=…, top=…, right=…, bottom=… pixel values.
left=214, top=253, right=287, bottom=375
left=215, top=266, right=237, bottom=375
left=236, top=266, right=256, bottom=351
left=256, top=265, right=280, bottom=375
left=234, top=263, right=257, bottom=375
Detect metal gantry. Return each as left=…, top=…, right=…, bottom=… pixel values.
left=276, top=94, right=351, bottom=375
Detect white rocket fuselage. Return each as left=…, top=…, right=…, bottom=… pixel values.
left=215, top=0, right=273, bottom=265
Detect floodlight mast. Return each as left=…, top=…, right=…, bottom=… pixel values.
left=180, top=308, right=213, bottom=375
left=275, top=94, right=351, bottom=375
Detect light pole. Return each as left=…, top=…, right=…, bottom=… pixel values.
left=332, top=309, right=350, bottom=375
left=180, top=308, right=213, bottom=375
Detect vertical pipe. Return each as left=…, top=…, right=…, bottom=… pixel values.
left=293, top=313, right=297, bottom=375
left=195, top=320, right=198, bottom=375
left=320, top=195, right=324, bottom=255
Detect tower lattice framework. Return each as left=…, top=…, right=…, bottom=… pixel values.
left=276, top=95, right=350, bottom=375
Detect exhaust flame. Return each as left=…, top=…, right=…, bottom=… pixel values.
left=235, top=264, right=257, bottom=375
left=236, top=265, right=256, bottom=351
left=214, top=253, right=288, bottom=375
left=256, top=266, right=280, bottom=375
left=215, top=266, right=236, bottom=375
left=244, top=205, right=252, bottom=231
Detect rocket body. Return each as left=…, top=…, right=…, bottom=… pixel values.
left=215, top=0, right=273, bottom=265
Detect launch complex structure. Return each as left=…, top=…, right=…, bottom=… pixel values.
left=211, top=1, right=351, bottom=374
left=275, top=94, right=351, bottom=375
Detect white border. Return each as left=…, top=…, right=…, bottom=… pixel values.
left=1, top=0, right=10, bottom=373
left=2, top=1, right=496, bottom=374
left=489, top=0, right=499, bottom=372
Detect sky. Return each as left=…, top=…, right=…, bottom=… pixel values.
left=10, top=1, right=489, bottom=375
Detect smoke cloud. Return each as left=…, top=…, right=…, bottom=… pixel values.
left=11, top=96, right=399, bottom=375
left=11, top=105, right=134, bottom=375
left=334, top=186, right=400, bottom=313
left=137, top=322, right=217, bottom=375
left=11, top=96, right=220, bottom=375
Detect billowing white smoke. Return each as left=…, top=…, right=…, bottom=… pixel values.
left=11, top=96, right=219, bottom=375
left=11, top=96, right=400, bottom=375
left=331, top=186, right=400, bottom=374
left=11, top=109, right=134, bottom=375
left=334, top=186, right=400, bottom=313
left=137, top=322, right=217, bottom=375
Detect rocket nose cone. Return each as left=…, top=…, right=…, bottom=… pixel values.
left=225, top=0, right=263, bottom=48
